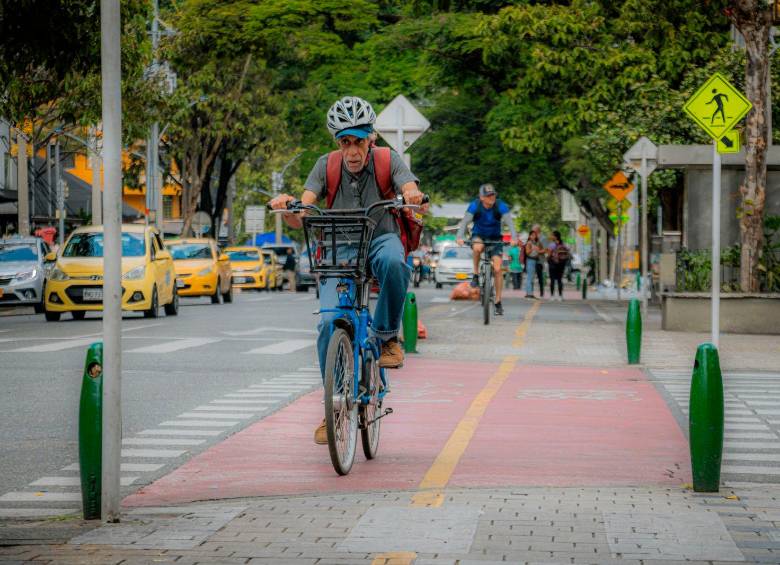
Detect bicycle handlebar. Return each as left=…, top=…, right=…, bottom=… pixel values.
left=267, top=194, right=429, bottom=216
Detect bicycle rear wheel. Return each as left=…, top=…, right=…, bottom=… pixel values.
left=482, top=267, right=492, bottom=325
left=324, top=328, right=358, bottom=475
left=360, top=350, right=382, bottom=459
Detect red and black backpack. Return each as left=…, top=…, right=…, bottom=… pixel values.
left=325, top=146, right=423, bottom=256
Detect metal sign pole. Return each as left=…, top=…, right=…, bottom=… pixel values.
left=711, top=142, right=721, bottom=348
left=640, top=156, right=649, bottom=315
left=100, top=0, right=123, bottom=523
left=617, top=201, right=622, bottom=301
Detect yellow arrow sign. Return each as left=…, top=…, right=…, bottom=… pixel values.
left=717, top=129, right=741, bottom=154
left=606, top=197, right=633, bottom=212
left=683, top=72, right=752, bottom=144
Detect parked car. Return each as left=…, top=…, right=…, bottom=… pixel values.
left=0, top=236, right=51, bottom=313
left=262, top=243, right=298, bottom=290
left=225, top=246, right=282, bottom=291
left=434, top=245, right=473, bottom=288
left=43, top=224, right=178, bottom=321
left=166, top=238, right=233, bottom=303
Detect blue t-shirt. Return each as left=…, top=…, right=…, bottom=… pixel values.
left=467, top=199, right=510, bottom=238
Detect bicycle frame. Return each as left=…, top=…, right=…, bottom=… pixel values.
left=317, top=278, right=389, bottom=408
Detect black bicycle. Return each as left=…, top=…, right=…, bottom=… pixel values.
left=466, top=239, right=502, bottom=325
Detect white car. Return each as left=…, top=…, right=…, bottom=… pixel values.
left=434, top=246, right=473, bottom=288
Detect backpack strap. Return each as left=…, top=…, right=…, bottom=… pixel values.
left=325, top=150, right=342, bottom=209
left=372, top=147, right=393, bottom=197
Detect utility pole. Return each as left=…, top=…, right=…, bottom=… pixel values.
left=100, top=0, right=123, bottom=524
left=145, top=0, right=162, bottom=229
left=16, top=130, right=30, bottom=236
left=55, top=140, right=65, bottom=245
left=46, top=142, right=53, bottom=218
left=89, top=126, right=102, bottom=225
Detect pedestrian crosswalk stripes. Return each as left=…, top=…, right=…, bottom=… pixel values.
left=125, top=337, right=222, bottom=353
left=0, top=336, right=317, bottom=356
left=244, top=339, right=314, bottom=354
left=0, top=368, right=322, bottom=518
left=650, top=369, right=780, bottom=484
left=139, top=429, right=222, bottom=436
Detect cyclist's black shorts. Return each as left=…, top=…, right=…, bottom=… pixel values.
left=472, top=236, right=504, bottom=258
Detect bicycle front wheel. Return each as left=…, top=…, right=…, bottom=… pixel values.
left=360, top=350, right=382, bottom=459
left=324, top=328, right=358, bottom=475
left=483, top=269, right=492, bottom=325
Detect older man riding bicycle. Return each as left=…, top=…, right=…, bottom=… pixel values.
left=456, top=184, right=517, bottom=316
left=269, top=96, right=425, bottom=444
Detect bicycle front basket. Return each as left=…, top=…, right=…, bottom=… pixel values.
left=302, top=213, right=377, bottom=278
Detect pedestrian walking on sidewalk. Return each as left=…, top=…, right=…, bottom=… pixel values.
left=508, top=243, right=523, bottom=290
left=524, top=230, right=543, bottom=298
left=547, top=230, right=569, bottom=301
left=531, top=224, right=546, bottom=297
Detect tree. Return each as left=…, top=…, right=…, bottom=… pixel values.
left=726, top=1, right=773, bottom=292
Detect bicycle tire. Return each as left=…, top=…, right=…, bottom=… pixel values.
left=483, top=265, right=492, bottom=325
left=360, top=350, right=382, bottom=460
left=324, top=328, right=358, bottom=475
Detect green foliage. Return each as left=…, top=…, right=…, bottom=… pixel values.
left=676, top=248, right=712, bottom=292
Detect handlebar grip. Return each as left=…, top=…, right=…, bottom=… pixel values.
left=421, top=194, right=430, bottom=205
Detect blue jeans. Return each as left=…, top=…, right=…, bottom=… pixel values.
left=317, top=233, right=411, bottom=380
left=525, top=258, right=538, bottom=294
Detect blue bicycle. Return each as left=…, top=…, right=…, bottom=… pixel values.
left=279, top=196, right=424, bottom=475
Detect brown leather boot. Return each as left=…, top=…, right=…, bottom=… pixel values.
left=378, top=338, right=404, bottom=369
left=314, top=418, right=327, bottom=445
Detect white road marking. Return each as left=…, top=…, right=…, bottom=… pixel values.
left=431, top=297, right=450, bottom=303
left=234, top=390, right=290, bottom=395
left=121, top=448, right=187, bottom=458
left=245, top=296, right=272, bottom=303
left=5, top=337, right=100, bottom=353
left=30, top=476, right=139, bottom=487
left=0, top=492, right=82, bottom=502
left=723, top=453, right=780, bottom=462
left=446, top=303, right=478, bottom=318
left=194, top=405, right=266, bottom=413
left=725, top=432, right=778, bottom=439
left=179, top=412, right=253, bottom=420
left=0, top=508, right=77, bottom=518
left=160, top=420, right=239, bottom=427
left=722, top=465, right=780, bottom=475
left=126, top=337, right=221, bottom=354
left=123, top=438, right=206, bottom=446
left=244, top=339, right=313, bottom=354
left=139, top=429, right=222, bottom=436
left=63, top=463, right=164, bottom=472
left=211, top=399, right=278, bottom=405
left=723, top=441, right=780, bottom=449
left=224, top=327, right=317, bottom=336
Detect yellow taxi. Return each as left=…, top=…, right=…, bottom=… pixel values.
left=44, top=224, right=178, bottom=321
left=166, top=238, right=233, bottom=303
left=225, top=246, right=283, bottom=291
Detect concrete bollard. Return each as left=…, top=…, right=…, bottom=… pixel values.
left=626, top=298, right=641, bottom=364
left=79, top=342, right=103, bottom=520
left=690, top=343, right=724, bottom=492
left=402, top=292, right=418, bottom=354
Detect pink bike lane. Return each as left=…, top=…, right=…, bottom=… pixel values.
left=123, top=357, right=690, bottom=507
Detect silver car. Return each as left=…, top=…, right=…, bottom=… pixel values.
left=434, top=245, right=474, bottom=288
left=0, top=237, right=51, bottom=312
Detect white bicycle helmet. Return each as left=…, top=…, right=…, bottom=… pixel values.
left=326, top=96, right=377, bottom=137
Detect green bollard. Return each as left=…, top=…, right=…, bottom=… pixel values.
left=79, top=342, right=103, bottom=520
left=402, top=291, right=418, bottom=354
left=636, top=271, right=641, bottom=290
left=626, top=298, right=641, bottom=364
left=689, top=344, right=724, bottom=492
left=576, top=272, right=581, bottom=291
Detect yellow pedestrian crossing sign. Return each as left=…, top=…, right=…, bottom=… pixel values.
left=683, top=72, right=752, bottom=144
left=717, top=130, right=740, bottom=154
